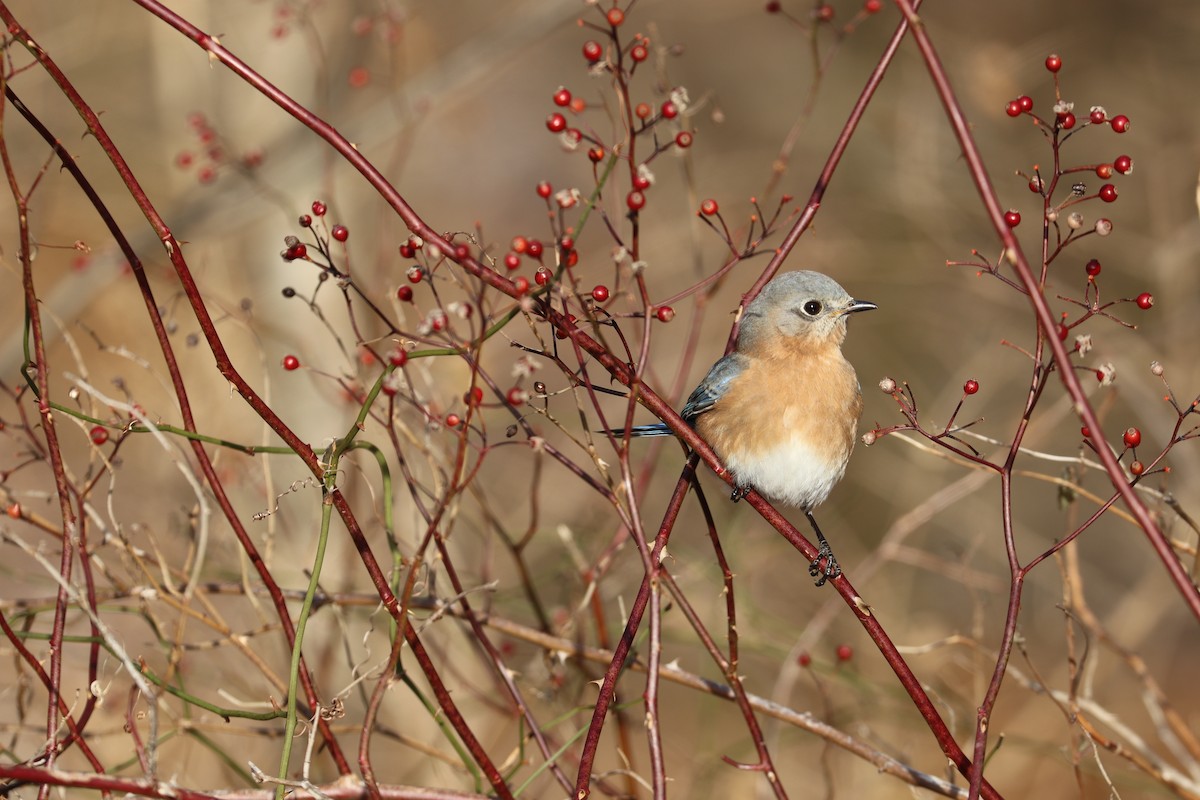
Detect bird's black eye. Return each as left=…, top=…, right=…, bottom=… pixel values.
left=802, top=300, right=822, bottom=316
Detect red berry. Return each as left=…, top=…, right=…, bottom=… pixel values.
left=606, top=7, right=625, bottom=26
left=175, top=151, right=193, bottom=168
left=632, top=173, right=651, bottom=191
left=963, top=379, right=979, bottom=395
left=1099, top=184, right=1118, bottom=203
left=864, top=0, right=882, bottom=10
left=453, top=243, right=469, bottom=260
left=1123, top=427, right=1142, bottom=448
left=89, top=426, right=109, bottom=445
left=1081, top=426, right=1091, bottom=438
left=1130, top=460, right=1145, bottom=476
left=1058, top=112, right=1076, bottom=130
left=1057, top=323, right=1069, bottom=341
left=546, top=113, right=567, bottom=133
left=766, top=1, right=782, bottom=11
left=555, top=313, right=577, bottom=340
left=407, top=266, right=424, bottom=283
left=1005, top=101, right=1022, bottom=117
left=660, top=101, right=678, bottom=119
left=397, top=285, right=413, bottom=302
left=815, top=4, right=834, bottom=22
left=332, top=224, right=349, bottom=241
left=534, top=268, right=551, bottom=286
left=1089, top=109, right=1106, bottom=125
left=700, top=199, right=719, bottom=216
left=513, top=276, right=530, bottom=295
left=1136, top=292, right=1154, bottom=309
left=311, top=200, right=327, bottom=217
left=627, top=190, right=646, bottom=210
left=399, top=243, right=415, bottom=258
left=282, top=354, right=301, bottom=371
left=1004, top=209, right=1021, bottom=227
left=582, top=40, right=603, bottom=62
left=445, top=413, right=461, bottom=428
left=298, top=214, right=312, bottom=228
left=797, top=651, right=812, bottom=667
left=559, top=235, right=574, bottom=251
left=464, top=387, right=484, bottom=407
left=592, top=285, right=610, bottom=302
left=630, top=43, right=648, bottom=62
left=1110, top=115, right=1130, bottom=133
left=1045, top=53, right=1062, bottom=72
left=1028, top=176, right=1044, bottom=193
left=835, top=644, right=853, bottom=662
left=1017, top=95, right=1033, bottom=112
left=506, top=387, right=528, bottom=405
left=503, top=252, right=521, bottom=270
left=1085, top=258, right=1101, bottom=277
left=526, top=239, right=544, bottom=258
left=196, top=166, right=216, bottom=184
left=511, top=236, right=529, bottom=254
left=588, top=146, right=606, bottom=163
left=552, top=88, right=571, bottom=107
left=1095, top=163, right=1113, bottom=179
left=655, top=305, right=675, bottom=322
left=1114, top=154, right=1132, bottom=174
left=536, top=180, right=553, bottom=198
left=674, top=131, right=694, bottom=148
left=635, top=102, right=652, bottom=119
left=388, top=349, right=408, bottom=367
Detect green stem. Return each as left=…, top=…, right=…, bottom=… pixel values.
left=273, top=487, right=335, bottom=798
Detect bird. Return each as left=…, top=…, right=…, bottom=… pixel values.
left=614, top=270, right=876, bottom=585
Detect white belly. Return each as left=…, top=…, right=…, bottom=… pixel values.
left=722, top=436, right=847, bottom=510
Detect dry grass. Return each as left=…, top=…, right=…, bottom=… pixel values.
left=1, top=2, right=1199, bottom=798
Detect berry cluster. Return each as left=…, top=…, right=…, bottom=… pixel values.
left=275, top=199, right=539, bottom=427
left=1002, top=55, right=1132, bottom=245
left=764, top=1, right=883, bottom=30
left=954, top=55, right=1151, bottom=375
left=871, top=55, right=1162, bottom=480
left=173, top=111, right=263, bottom=185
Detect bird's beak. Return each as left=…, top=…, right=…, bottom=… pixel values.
left=842, top=299, right=877, bottom=315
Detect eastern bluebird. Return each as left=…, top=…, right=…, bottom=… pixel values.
left=616, top=270, right=875, bottom=584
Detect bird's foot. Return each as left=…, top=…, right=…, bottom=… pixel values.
left=730, top=484, right=751, bottom=503
left=808, top=539, right=841, bottom=587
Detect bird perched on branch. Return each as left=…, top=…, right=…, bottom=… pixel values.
left=615, top=270, right=875, bottom=584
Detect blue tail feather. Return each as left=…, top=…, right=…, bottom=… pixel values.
left=607, top=423, right=673, bottom=437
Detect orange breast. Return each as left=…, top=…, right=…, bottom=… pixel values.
left=695, top=342, right=862, bottom=507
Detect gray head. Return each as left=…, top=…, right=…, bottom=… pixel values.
left=736, top=270, right=875, bottom=351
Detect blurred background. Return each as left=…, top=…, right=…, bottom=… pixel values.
left=2, top=1, right=1199, bottom=798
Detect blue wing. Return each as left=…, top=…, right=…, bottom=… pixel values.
left=607, top=354, right=747, bottom=437
left=680, top=354, right=747, bottom=424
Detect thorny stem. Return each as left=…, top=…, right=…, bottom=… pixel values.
left=0, top=62, right=351, bottom=775
left=892, top=1, right=1200, bottom=798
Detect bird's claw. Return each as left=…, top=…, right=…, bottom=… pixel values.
left=730, top=485, right=750, bottom=503
left=808, top=540, right=841, bottom=587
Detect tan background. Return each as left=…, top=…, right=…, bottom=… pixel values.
left=1, top=1, right=1199, bottom=798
